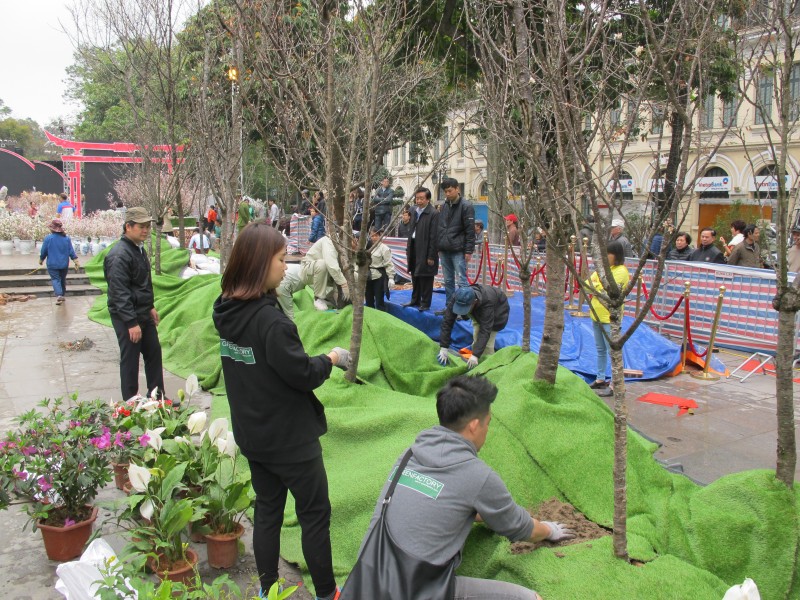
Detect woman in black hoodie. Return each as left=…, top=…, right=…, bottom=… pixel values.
left=213, top=222, right=349, bottom=600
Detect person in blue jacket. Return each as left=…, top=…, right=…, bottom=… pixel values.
left=39, top=219, right=80, bottom=305
left=308, top=205, right=326, bottom=243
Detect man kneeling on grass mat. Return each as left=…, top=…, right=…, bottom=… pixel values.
left=342, top=375, right=574, bottom=600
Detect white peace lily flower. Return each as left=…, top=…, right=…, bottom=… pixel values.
left=187, top=411, right=207, bottom=435
left=173, top=436, right=191, bottom=445
left=139, top=400, right=160, bottom=413
left=128, top=464, right=151, bottom=493
left=223, top=431, right=237, bottom=458
left=185, top=374, right=199, bottom=398
left=215, top=437, right=227, bottom=454
left=139, top=499, right=155, bottom=521
left=145, top=427, right=166, bottom=452
left=207, top=418, right=228, bottom=444
left=150, top=387, right=159, bottom=401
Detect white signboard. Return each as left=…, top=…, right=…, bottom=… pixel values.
left=694, top=176, right=731, bottom=192
left=749, top=175, right=792, bottom=192
left=605, top=179, right=634, bottom=193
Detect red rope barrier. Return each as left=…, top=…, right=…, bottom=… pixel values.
left=467, top=242, right=485, bottom=285
left=684, top=297, right=708, bottom=358
left=640, top=281, right=685, bottom=321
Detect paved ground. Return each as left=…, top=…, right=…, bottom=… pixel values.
left=0, top=253, right=798, bottom=599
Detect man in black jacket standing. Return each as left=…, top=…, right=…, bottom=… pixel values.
left=103, top=206, right=165, bottom=400
left=437, top=178, right=475, bottom=314
left=405, top=187, right=439, bottom=311
left=437, top=284, right=509, bottom=369
left=371, top=177, right=394, bottom=232
left=689, top=227, right=726, bottom=264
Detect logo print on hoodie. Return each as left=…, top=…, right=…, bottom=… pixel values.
left=220, top=339, right=255, bottom=365
left=389, top=467, right=444, bottom=500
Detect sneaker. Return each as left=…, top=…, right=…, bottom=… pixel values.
left=418, top=305, right=429, bottom=312
left=314, top=298, right=329, bottom=311
left=589, top=380, right=608, bottom=389
left=55, top=296, right=65, bottom=305
left=315, top=587, right=341, bottom=600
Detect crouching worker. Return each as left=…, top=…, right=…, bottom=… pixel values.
left=300, top=235, right=350, bottom=311
left=340, top=376, right=574, bottom=600
left=437, top=284, right=510, bottom=369
left=213, top=222, right=350, bottom=600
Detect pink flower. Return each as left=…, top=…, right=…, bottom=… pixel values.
left=12, top=469, right=28, bottom=480
left=21, top=446, right=38, bottom=456
left=37, top=476, right=52, bottom=492
left=138, top=433, right=150, bottom=447
left=63, top=518, right=75, bottom=528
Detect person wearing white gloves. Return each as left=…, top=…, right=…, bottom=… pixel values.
left=364, top=228, right=396, bottom=311
left=300, top=235, right=350, bottom=311
left=437, top=284, right=509, bottom=369
left=347, top=376, right=573, bottom=600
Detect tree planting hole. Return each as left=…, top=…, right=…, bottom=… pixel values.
left=510, top=498, right=610, bottom=554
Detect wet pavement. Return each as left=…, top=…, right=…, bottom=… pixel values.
left=0, top=253, right=798, bottom=598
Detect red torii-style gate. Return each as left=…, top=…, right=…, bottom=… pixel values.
left=44, top=131, right=185, bottom=217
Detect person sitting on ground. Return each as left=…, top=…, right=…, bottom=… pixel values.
left=586, top=240, right=630, bottom=391
left=727, top=224, right=764, bottom=268
left=689, top=227, right=726, bottom=264
left=39, top=219, right=80, bottom=306
left=720, top=219, right=746, bottom=258
left=308, top=206, right=326, bottom=243
left=300, top=235, right=350, bottom=311
left=276, top=263, right=306, bottom=321
left=349, top=375, right=574, bottom=600
left=364, top=228, right=395, bottom=311
left=437, top=284, right=510, bottom=370
left=788, top=225, right=800, bottom=273
left=666, top=232, right=694, bottom=261
left=188, top=227, right=211, bottom=254
left=505, top=214, right=522, bottom=246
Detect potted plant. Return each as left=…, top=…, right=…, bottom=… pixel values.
left=14, top=215, right=36, bottom=254
left=0, top=214, right=18, bottom=255
left=119, top=453, right=202, bottom=584
left=0, top=396, right=113, bottom=561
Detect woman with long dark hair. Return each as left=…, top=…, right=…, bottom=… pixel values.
left=213, top=221, right=348, bottom=599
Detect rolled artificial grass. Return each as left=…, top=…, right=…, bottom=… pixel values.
left=84, top=242, right=800, bottom=599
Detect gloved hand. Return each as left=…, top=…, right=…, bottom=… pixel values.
left=73, top=260, right=80, bottom=273
left=331, top=347, right=352, bottom=371
left=387, top=279, right=395, bottom=290
left=542, top=521, right=575, bottom=542
left=39, top=260, right=44, bottom=266
left=437, top=348, right=450, bottom=366
left=339, top=283, right=350, bottom=302
left=466, top=355, right=479, bottom=370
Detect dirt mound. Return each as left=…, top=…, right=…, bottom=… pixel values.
left=510, top=497, right=610, bottom=554
left=59, top=337, right=96, bottom=351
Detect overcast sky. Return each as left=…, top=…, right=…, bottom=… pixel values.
left=0, top=1, right=80, bottom=127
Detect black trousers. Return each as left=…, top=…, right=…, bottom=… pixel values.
left=249, top=455, right=336, bottom=597
left=111, top=316, right=165, bottom=400
left=411, top=274, right=434, bottom=309
left=365, top=277, right=387, bottom=310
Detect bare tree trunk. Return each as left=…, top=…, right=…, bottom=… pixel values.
left=608, top=309, right=628, bottom=559
left=775, top=309, right=797, bottom=484
left=520, top=264, right=531, bottom=352
left=154, top=222, right=163, bottom=274
left=346, top=262, right=370, bottom=382
left=534, top=238, right=566, bottom=383
left=219, top=208, right=232, bottom=269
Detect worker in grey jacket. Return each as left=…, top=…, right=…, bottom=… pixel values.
left=357, top=376, right=574, bottom=600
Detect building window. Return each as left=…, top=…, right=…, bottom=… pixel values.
left=789, top=63, right=800, bottom=120
left=702, top=94, right=715, bottom=129
left=458, top=125, right=465, bottom=157
left=755, top=74, right=773, bottom=125
left=610, top=100, right=622, bottom=127
left=699, top=166, right=729, bottom=200
left=651, top=106, right=664, bottom=135
left=584, top=113, right=593, bottom=131
left=442, top=127, right=450, bottom=154
left=480, top=181, right=489, bottom=197
left=627, top=98, right=638, bottom=139
left=401, top=144, right=407, bottom=165
left=722, top=98, right=737, bottom=127
left=392, top=147, right=399, bottom=166
left=755, top=164, right=778, bottom=201
left=433, top=137, right=440, bottom=160
left=476, top=135, right=487, bottom=155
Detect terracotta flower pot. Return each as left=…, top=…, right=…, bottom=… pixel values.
left=188, top=516, right=211, bottom=544
left=148, top=547, right=199, bottom=585
left=111, top=462, right=130, bottom=491
left=38, top=506, right=99, bottom=562
left=205, top=523, right=245, bottom=569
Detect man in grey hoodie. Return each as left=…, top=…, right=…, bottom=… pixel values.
left=359, top=375, right=574, bottom=599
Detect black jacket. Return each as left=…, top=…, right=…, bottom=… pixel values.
left=372, top=186, right=394, bottom=215
left=439, top=284, right=509, bottom=358
left=104, top=236, right=155, bottom=328
left=438, top=196, right=475, bottom=254
left=666, top=246, right=694, bottom=261
left=407, top=204, right=439, bottom=277
left=396, top=220, right=413, bottom=239
left=213, top=293, right=333, bottom=463
left=689, top=244, right=726, bottom=264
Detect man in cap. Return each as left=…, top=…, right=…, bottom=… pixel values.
left=609, top=218, right=634, bottom=257
left=437, top=284, right=510, bottom=369
left=504, top=214, right=521, bottom=246
left=103, top=206, right=165, bottom=401
left=39, top=219, right=80, bottom=305
left=788, top=225, right=800, bottom=273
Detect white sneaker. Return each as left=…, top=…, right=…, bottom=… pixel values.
left=314, top=299, right=329, bottom=311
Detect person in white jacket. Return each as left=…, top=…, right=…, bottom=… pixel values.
left=300, top=235, right=350, bottom=310
left=365, top=228, right=396, bottom=311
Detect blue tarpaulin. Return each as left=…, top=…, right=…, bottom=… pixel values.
left=385, top=289, right=725, bottom=381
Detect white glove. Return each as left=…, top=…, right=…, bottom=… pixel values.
left=437, top=348, right=449, bottom=366
left=339, top=283, right=350, bottom=302
left=388, top=279, right=395, bottom=290
left=542, top=521, right=575, bottom=542
left=466, top=355, right=479, bottom=370
left=331, top=347, right=352, bottom=371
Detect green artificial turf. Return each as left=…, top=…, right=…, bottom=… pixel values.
left=84, top=242, right=800, bottom=600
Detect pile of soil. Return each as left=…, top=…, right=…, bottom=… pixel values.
left=510, top=497, right=610, bottom=555
left=59, top=337, right=95, bottom=351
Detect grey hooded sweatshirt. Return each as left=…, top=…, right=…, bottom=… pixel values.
left=363, top=425, right=533, bottom=567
